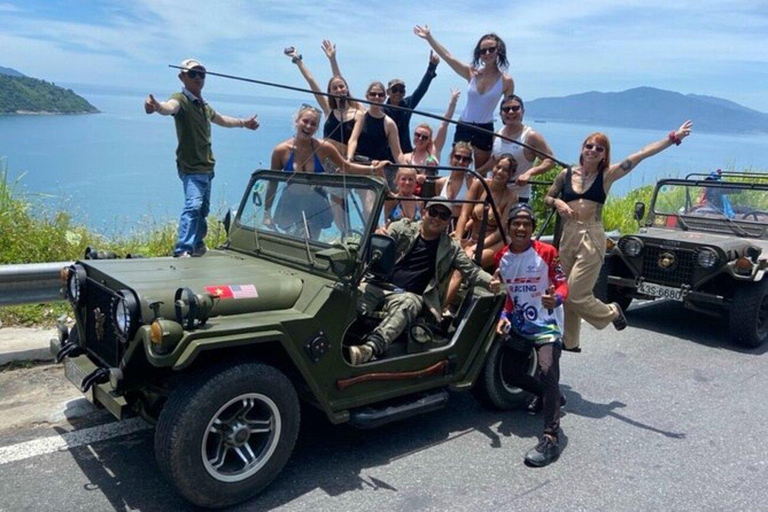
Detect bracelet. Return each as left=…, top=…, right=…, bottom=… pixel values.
left=291, top=54, right=303, bottom=64
left=668, top=131, right=682, bottom=146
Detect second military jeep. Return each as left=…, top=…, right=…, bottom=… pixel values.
left=52, top=170, right=533, bottom=508
left=596, top=171, right=768, bottom=348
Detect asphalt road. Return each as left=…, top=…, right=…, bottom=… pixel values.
left=1, top=299, right=767, bottom=512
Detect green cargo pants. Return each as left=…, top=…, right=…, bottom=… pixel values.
left=358, top=282, right=424, bottom=355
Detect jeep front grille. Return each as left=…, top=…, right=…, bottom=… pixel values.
left=641, top=246, right=696, bottom=287
left=82, top=278, right=122, bottom=367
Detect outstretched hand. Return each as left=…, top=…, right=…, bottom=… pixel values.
left=429, top=50, right=440, bottom=66
left=413, top=24, right=431, bottom=40
left=144, top=94, right=160, bottom=114
left=489, top=269, right=502, bottom=294
left=450, top=88, right=461, bottom=103
left=321, top=39, right=336, bottom=59
left=284, top=46, right=300, bottom=60
left=675, top=120, right=693, bottom=141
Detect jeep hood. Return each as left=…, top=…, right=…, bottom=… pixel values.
left=80, top=251, right=304, bottom=317
left=638, top=228, right=768, bottom=257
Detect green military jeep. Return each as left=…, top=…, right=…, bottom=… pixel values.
left=52, top=170, right=531, bottom=508
left=596, top=171, right=768, bottom=348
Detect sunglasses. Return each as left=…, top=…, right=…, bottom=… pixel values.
left=501, top=105, right=522, bottom=113
left=414, top=132, right=430, bottom=141
left=479, top=46, right=497, bottom=56
left=584, top=143, right=605, bottom=153
left=452, top=154, right=472, bottom=164
left=391, top=86, right=405, bottom=94
left=187, top=70, right=206, bottom=79
left=368, top=91, right=386, bottom=98
left=427, top=207, right=452, bottom=220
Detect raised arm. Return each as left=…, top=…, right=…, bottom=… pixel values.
left=606, top=120, right=693, bottom=184
left=285, top=47, right=330, bottom=115
left=406, top=51, right=440, bottom=109
left=413, top=25, right=472, bottom=81
left=144, top=94, right=180, bottom=116
left=434, top=88, right=460, bottom=157
left=322, top=40, right=344, bottom=82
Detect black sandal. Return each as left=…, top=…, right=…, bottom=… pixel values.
left=612, top=303, right=628, bottom=331
left=562, top=346, right=582, bottom=353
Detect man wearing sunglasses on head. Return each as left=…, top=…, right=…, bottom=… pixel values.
left=350, top=198, right=500, bottom=365
left=144, top=58, right=260, bottom=258
left=383, top=51, right=440, bottom=155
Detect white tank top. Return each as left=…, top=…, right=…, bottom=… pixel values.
left=493, top=125, right=534, bottom=199
left=460, top=74, right=504, bottom=124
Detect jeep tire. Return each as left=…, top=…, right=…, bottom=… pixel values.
left=155, top=362, right=300, bottom=509
left=729, top=280, right=768, bottom=348
left=472, top=338, right=538, bottom=410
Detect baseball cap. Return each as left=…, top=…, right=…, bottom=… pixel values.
left=507, top=202, right=536, bottom=223
left=180, top=58, right=205, bottom=73
left=387, top=78, right=405, bottom=90
left=425, top=197, right=452, bottom=214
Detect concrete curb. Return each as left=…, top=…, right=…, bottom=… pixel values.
left=0, top=327, right=55, bottom=366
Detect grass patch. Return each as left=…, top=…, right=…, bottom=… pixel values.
left=0, top=160, right=227, bottom=326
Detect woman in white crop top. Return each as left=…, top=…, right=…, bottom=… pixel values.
left=477, top=95, right=556, bottom=202
left=414, top=25, right=514, bottom=170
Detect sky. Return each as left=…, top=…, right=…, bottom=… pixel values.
left=2, top=0, right=768, bottom=111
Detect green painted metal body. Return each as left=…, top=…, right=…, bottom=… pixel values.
left=63, top=170, right=505, bottom=424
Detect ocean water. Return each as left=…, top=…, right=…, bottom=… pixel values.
left=1, top=90, right=767, bottom=236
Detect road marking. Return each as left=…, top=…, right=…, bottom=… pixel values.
left=0, top=418, right=151, bottom=466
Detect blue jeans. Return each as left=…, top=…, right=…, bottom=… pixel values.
left=175, top=170, right=212, bottom=255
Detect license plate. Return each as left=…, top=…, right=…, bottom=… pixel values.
left=64, top=358, right=87, bottom=390
left=638, top=282, right=683, bottom=301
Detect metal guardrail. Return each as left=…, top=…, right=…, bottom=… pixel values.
left=0, top=261, right=72, bottom=306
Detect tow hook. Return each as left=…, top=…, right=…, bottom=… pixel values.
left=55, top=341, right=83, bottom=364
left=80, top=368, right=110, bottom=393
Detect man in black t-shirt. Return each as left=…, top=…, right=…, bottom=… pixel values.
left=350, top=198, right=498, bottom=365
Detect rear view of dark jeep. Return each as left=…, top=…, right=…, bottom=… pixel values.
left=597, top=172, right=768, bottom=348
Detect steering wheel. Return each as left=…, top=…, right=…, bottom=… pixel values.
left=741, top=210, right=768, bottom=221
left=329, top=242, right=356, bottom=279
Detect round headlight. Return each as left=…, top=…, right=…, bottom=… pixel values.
left=65, top=265, right=86, bottom=304
left=622, top=237, right=644, bottom=257
left=112, top=289, right=140, bottom=340
left=697, top=248, right=719, bottom=268
left=113, top=298, right=131, bottom=336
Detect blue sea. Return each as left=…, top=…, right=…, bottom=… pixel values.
left=2, top=88, right=767, bottom=237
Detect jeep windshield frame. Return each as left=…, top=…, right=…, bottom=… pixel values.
left=648, top=178, right=768, bottom=239
left=228, top=170, right=387, bottom=272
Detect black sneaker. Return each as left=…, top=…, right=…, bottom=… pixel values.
left=526, top=394, right=567, bottom=415
left=524, top=434, right=560, bottom=467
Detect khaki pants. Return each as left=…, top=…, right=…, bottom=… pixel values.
left=358, top=282, right=424, bottom=355
left=558, top=220, right=617, bottom=349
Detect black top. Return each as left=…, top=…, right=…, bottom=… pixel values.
left=390, top=235, right=439, bottom=294
left=383, top=62, right=437, bottom=153
left=561, top=168, right=607, bottom=204
left=323, top=111, right=356, bottom=145
left=356, top=113, right=391, bottom=161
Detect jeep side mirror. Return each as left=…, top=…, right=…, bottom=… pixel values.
left=366, top=234, right=396, bottom=282
left=223, top=209, right=232, bottom=235
left=316, top=246, right=355, bottom=279
left=634, top=202, right=646, bottom=222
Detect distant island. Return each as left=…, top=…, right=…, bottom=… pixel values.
left=0, top=67, right=99, bottom=115
left=526, top=86, right=768, bottom=134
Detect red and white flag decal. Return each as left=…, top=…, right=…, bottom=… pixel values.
left=204, top=284, right=258, bottom=299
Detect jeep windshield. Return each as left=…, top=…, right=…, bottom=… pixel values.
left=233, top=170, right=384, bottom=253
left=651, top=178, right=768, bottom=238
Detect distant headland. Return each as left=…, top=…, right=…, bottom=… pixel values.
left=0, top=66, right=99, bottom=115
left=526, top=86, right=768, bottom=134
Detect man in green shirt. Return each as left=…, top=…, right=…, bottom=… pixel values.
left=144, top=58, right=260, bottom=257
